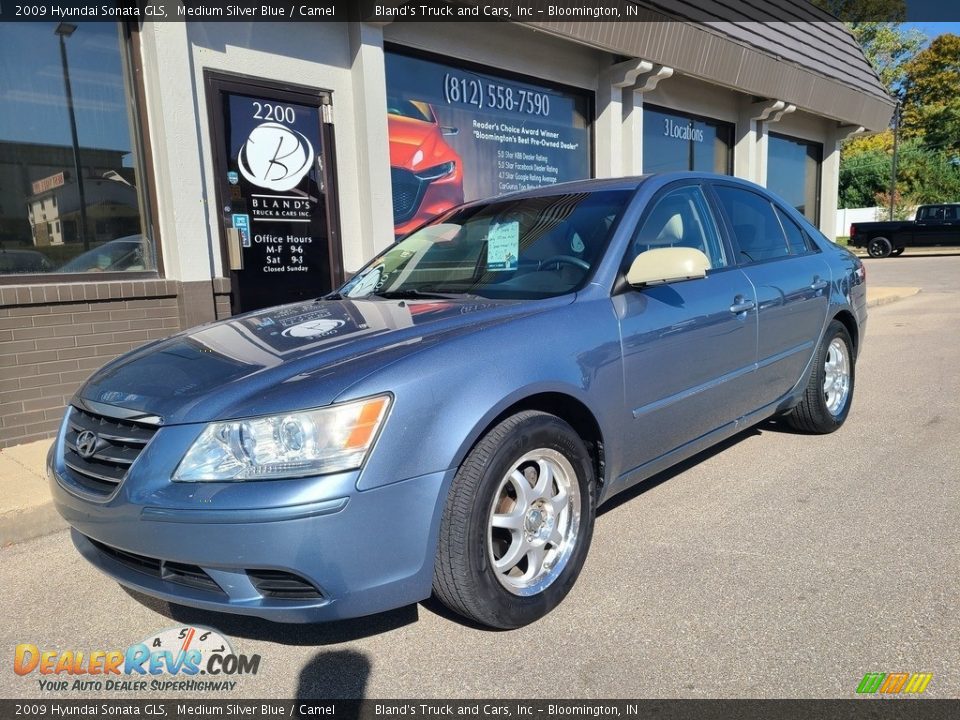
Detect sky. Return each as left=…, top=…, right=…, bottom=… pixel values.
left=903, top=22, right=960, bottom=43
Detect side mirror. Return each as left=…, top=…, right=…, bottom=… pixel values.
left=626, top=247, right=710, bottom=287
left=440, top=126, right=459, bottom=136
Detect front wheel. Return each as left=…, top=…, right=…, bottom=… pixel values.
left=867, top=237, right=892, bottom=258
left=433, top=411, right=596, bottom=629
left=786, top=320, right=855, bottom=433
left=891, top=247, right=906, bottom=256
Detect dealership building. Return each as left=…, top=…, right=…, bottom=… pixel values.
left=0, top=4, right=895, bottom=448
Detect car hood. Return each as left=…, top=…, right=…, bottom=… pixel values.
left=77, top=296, right=559, bottom=425
left=388, top=115, right=448, bottom=169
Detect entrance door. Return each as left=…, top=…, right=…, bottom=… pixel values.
left=206, top=72, right=342, bottom=314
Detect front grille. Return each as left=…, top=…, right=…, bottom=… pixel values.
left=61, top=407, right=157, bottom=497
left=391, top=167, right=427, bottom=224
left=88, top=538, right=224, bottom=595
left=247, top=569, right=323, bottom=600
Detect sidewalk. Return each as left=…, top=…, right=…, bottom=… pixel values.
left=0, top=285, right=922, bottom=547
left=849, top=246, right=960, bottom=258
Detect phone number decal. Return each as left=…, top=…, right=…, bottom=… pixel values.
left=443, top=73, right=551, bottom=116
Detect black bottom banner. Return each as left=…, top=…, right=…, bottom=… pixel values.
left=2, top=699, right=959, bottom=720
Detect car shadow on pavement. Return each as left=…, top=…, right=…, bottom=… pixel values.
left=295, top=649, right=370, bottom=703
left=597, top=425, right=764, bottom=517
left=120, top=585, right=419, bottom=645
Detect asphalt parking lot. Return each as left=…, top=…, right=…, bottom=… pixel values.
left=1, top=254, right=958, bottom=700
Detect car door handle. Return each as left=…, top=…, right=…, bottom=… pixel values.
left=811, top=277, right=829, bottom=291
left=730, top=298, right=756, bottom=314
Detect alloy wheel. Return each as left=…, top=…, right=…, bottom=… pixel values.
left=487, top=449, right=581, bottom=597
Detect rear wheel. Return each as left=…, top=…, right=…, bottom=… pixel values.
left=891, top=247, right=906, bottom=256
left=786, top=320, right=855, bottom=434
left=867, top=237, right=892, bottom=258
left=433, top=411, right=596, bottom=629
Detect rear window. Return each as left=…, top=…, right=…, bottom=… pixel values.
left=774, top=206, right=816, bottom=255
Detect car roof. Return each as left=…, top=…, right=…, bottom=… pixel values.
left=484, top=172, right=772, bottom=203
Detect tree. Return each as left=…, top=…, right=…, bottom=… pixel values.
left=840, top=145, right=891, bottom=207
left=913, top=97, right=960, bottom=155
left=839, top=138, right=960, bottom=209
left=901, top=34, right=960, bottom=134
left=814, top=1, right=922, bottom=94
left=849, top=23, right=926, bottom=93
left=813, top=0, right=905, bottom=22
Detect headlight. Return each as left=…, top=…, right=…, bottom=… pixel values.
left=173, top=395, right=391, bottom=482
left=415, top=161, right=455, bottom=181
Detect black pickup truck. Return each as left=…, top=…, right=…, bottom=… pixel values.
left=850, top=203, right=960, bottom=257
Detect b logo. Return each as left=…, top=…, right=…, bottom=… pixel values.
left=75, top=430, right=99, bottom=459
left=238, top=122, right=314, bottom=192
left=281, top=319, right=346, bottom=339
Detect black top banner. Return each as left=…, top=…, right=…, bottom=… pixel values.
left=0, top=0, right=957, bottom=23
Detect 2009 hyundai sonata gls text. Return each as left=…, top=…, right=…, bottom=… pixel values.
left=49, top=173, right=866, bottom=629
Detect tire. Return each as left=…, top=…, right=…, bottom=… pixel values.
left=786, top=320, right=855, bottom=434
left=891, top=247, right=906, bottom=256
left=433, top=411, right=596, bottom=629
left=867, top=237, right=892, bottom=258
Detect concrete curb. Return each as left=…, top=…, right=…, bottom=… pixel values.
left=0, top=505, right=66, bottom=547
left=866, top=287, right=921, bottom=308
left=0, top=285, right=925, bottom=548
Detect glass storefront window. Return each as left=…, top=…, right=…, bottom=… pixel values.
left=642, top=105, right=733, bottom=175
left=0, top=22, right=153, bottom=277
left=767, top=132, right=822, bottom=224
left=384, top=49, right=591, bottom=238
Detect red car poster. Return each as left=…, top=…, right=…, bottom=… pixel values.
left=385, top=51, right=591, bottom=237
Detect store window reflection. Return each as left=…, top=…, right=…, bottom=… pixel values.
left=0, top=22, right=152, bottom=277
left=767, top=133, right=822, bottom=224
left=642, top=105, right=733, bottom=175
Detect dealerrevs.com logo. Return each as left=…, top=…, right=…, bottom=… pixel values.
left=14, top=626, right=260, bottom=693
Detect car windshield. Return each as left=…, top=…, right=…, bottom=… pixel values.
left=340, top=190, right=631, bottom=301
left=387, top=97, right=434, bottom=123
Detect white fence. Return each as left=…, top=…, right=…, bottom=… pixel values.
left=835, top=206, right=917, bottom=237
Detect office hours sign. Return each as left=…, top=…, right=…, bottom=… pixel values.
left=217, top=88, right=334, bottom=312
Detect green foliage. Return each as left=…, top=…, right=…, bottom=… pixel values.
left=839, top=21, right=960, bottom=210
left=849, top=23, right=925, bottom=93
left=839, top=138, right=960, bottom=209
left=901, top=34, right=960, bottom=134
left=840, top=145, right=891, bottom=207
left=919, top=98, right=960, bottom=155
left=812, top=0, right=905, bottom=22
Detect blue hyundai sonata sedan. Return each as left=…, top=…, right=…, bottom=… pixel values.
left=49, top=173, right=866, bottom=629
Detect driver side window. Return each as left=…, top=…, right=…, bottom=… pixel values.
left=626, top=186, right=727, bottom=271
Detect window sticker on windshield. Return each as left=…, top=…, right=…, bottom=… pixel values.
left=486, top=221, right=519, bottom=271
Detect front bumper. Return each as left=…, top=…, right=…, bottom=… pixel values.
left=48, top=414, right=452, bottom=623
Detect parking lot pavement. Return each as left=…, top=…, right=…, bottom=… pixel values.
left=2, top=258, right=958, bottom=700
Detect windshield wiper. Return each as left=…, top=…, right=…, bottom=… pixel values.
left=373, top=289, right=480, bottom=300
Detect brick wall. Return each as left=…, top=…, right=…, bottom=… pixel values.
left=0, top=278, right=232, bottom=449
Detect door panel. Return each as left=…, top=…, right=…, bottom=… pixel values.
left=710, top=183, right=831, bottom=406
left=615, top=269, right=759, bottom=474
left=739, top=255, right=831, bottom=404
